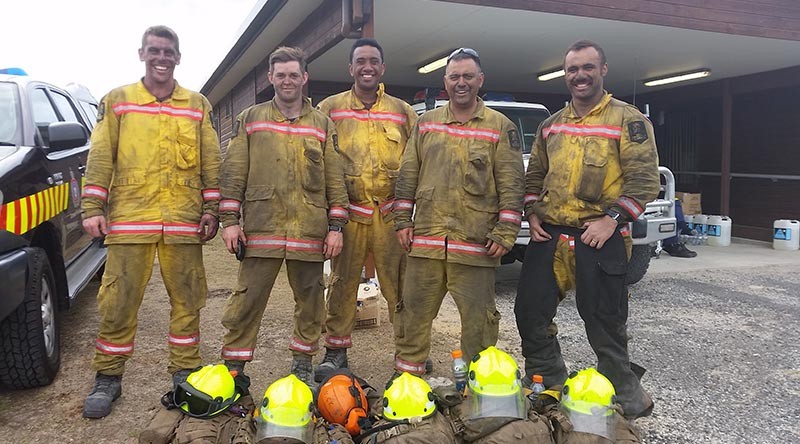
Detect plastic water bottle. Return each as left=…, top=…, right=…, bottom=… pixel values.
left=529, top=374, right=545, bottom=401
left=451, top=350, right=468, bottom=393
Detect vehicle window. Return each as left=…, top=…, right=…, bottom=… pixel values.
left=0, top=83, right=21, bottom=145
left=79, top=101, right=98, bottom=128
left=495, top=108, right=549, bottom=154
left=31, top=88, right=59, bottom=125
left=49, top=90, right=82, bottom=124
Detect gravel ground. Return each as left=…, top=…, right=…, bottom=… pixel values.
left=491, top=242, right=800, bottom=443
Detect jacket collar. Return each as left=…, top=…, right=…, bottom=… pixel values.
left=565, top=92, right=612, bottom=120
left=135, top=79, right=188, bottom=104
left=268, top=97, right=314, bottom=122
left=348, top=83, right=385, bottom=110
left=442, top=97, right=487, bottom=124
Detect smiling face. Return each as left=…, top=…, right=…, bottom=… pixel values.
left=564, top=46, right=607, bottom=108
left=139, top=35, right=180, bottom=88
left=349, top=45, right=384, bottom=94
left=268, top=60, right=308, bottom=106
left=443, top=57, right=484, bottom=112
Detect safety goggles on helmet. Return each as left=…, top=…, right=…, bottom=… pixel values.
left=559, top=368, right=617, bottom=440
left=382, top=372, right=436, bottom=421
left=164, top=364, right=241, bottom=419
left=467, top=346, right=526, bottom=419
left=255, top=374, right=314, bottom=444
left=316, top=370, right=369, bottom=436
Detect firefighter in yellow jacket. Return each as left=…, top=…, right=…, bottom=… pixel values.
left=392, top=48, right=524, bottom=375
left=218, top=47, right=348, bottom=387
left=315, top=39, right=417, bottom=382
left=80, top=26, right=221, bottom=419
left=515, top=40, right=659, bottom=420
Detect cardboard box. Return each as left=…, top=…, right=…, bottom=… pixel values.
left=676, top=192, right=702, bottom=215
left=355, top=283, right=381, bottom=329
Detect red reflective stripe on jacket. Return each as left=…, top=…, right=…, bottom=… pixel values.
left=447, top=240, right=488, bottom=256
left=542, top=123, right=622, bottom=139
left=245, top=121, right=326, bottom=142
left=112, top=102, right=203, bottom=120
left=329, top=109, right=408, bottom=124
left=419, top=122, right=501, bottom=142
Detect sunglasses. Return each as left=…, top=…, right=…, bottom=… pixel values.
left=447, top=47, right=480, bottom=63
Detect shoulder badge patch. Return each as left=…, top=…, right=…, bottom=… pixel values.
left=332, top=134, right=340, bottom=153
left=508, top=129, right=522, bottom=151
left=96, top=100, right=105, bottom=122
left=628, top=121, right=648, bottom=144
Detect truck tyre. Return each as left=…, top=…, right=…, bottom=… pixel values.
left=626, top=244, right=653, bottom=285
left=0, top=248, right=60, bottom=389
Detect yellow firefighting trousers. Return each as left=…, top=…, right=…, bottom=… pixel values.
left=325, top=206, right=406, bottom=348
left=221, top=258, right=325, bottom=360
left=93, top=242, right=207, bottom=375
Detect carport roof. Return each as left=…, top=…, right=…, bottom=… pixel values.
left=202, top=0, right=800, bottom=104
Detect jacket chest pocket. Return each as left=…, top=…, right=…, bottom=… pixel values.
left=463, top=142, right=493, bottom=196
left=176, top=120, right=198, bottom=170
left=301, top=140, right=325, bottom=192
left=380, top=125, right=403, bottom=171
left=577, top=137, right=611, bottom=203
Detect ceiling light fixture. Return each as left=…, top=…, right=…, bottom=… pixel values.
left=643, top=69, right=711, bottom=87
left=537, top=68, right=565, bottom=81
left=417, top=55, right=450, bottom=74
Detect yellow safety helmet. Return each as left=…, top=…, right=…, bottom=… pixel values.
left=382, top=372, right=436, bottom=421
left=559, top=368, right=617, bottom=440
left=255, top=374, right=314, bottom=444
left=466, top=346, right=526, bottom=419
left=171, top=364, right=240, bottom=419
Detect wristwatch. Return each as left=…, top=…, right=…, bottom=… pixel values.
left=328, top=225, right=343, bottom=232
left=605, top=208, right=622, bottom=222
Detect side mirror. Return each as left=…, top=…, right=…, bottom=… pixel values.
left=47, top=122, right=88, bottom=151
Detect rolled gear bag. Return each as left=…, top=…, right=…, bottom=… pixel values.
left=356, top=411, right=457, bottom=444
left=448, top=397, right=553, bottom=444
left=139, top=394, right=257, bottom=444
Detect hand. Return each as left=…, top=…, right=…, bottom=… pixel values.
left=82, top=215, right=107, bottom=238
left=396, top=228, right=414, bottom=252
left=580, top=216, right=618, bottom=249
left=197, top=214, right=219, bottom=241
left=222, top=225, right=246, bottom=254
left=485, top=239, right=509, bottom=258
left=528, top=214, right=551, bottom=242
left=323, top=230, right=343, bottom=259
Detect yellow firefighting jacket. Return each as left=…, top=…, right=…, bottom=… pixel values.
left=81, top=81, right=221, bottom=244
left=317, top=83, right=417, bottom=224
left=394, top=99, right=524, bottom=268
left=524, top=93, right=660, bottom=227
left=219, top=99, right=348, bottom=262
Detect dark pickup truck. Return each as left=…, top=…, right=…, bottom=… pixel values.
left=0, top=73, right=106, bottom=389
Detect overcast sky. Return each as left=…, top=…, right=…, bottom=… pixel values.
left=2, top=0, right=261, bottom=99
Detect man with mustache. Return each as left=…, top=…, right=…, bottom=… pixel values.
left=217, top=46, right=348, bottom=386
left=392, top=48, right=524, bottom=376
left=81, top=25, right=221, bottom=418
left=515, top=40, right=659, bottom=420
left=315, top=39, right=418, bottom=381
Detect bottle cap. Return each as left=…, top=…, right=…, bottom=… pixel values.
left=451, top=349, right=463, bottom=359
left=532, top=374, right=543, bottom=383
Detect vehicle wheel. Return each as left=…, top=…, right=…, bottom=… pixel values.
left=626, top=244, right=653, bottom=285
left=0, top=248, right=60, bottom=389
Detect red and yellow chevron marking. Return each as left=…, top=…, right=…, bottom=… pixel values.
left=0, top=183, right=70, bottom=235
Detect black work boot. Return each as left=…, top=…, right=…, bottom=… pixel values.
left=83, top=373, right=122, bottom=419
left=314, top=347, right=348, bottom=382
left=290, top=355, right=315, bottom=387
left=663, top=243, right=697, bottom=258
left=224, top=360, right=246, bottom=377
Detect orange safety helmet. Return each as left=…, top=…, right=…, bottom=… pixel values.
left=316, top=370, right=369, bottom=436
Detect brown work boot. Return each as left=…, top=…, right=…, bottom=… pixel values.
left=83, top=373, right=122, bottom=419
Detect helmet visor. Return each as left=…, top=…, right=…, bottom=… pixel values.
left=467, top=391, right=526, bottom=419
left=560, top=404, right=616, bottom=440
left=255, top=417, right=313, bottom=444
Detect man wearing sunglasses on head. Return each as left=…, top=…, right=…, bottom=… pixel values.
left=391, top=48, right=524, bottom=377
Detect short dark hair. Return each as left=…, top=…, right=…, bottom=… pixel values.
left=446, top=48, right=481, bottom=70
left=142, top=25, right=180, bottom=54
left=350, top=38, right=384, bottom=63
left=269, top=46, right=308, bottom=72
left=564, top=40, right=606, bottom=66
